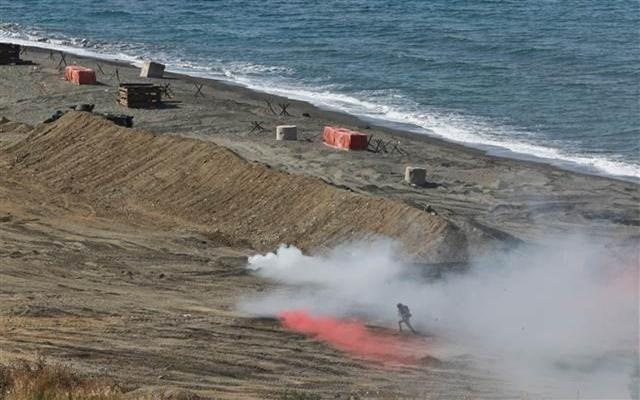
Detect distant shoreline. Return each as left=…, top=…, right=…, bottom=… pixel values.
left=2, top=37, right=638, bottom=183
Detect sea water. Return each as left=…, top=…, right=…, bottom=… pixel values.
left=1, top=0, right=638, bottom=179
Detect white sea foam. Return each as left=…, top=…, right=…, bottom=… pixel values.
left=228, top=76, right=640, bottom=179
left=0, top=35, right=141, bottom=66
left=1, top=28, right=638, bottom=181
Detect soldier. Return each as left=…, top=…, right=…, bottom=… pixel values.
left=397, top=303, right=417, bottom=334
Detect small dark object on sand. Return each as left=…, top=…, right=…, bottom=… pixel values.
left=43, top=111, right=64, bottom=123
left=102, top=113, right=134, bottom=128
left=69, top=104, right=95, bottom=112
left=302, top=112, right=311, bottom=118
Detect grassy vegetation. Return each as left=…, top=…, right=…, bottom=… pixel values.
left=0, top=357, right=121, bottom=400
left=0, top=358, right=329, bottom=400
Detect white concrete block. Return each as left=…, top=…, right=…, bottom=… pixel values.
left=276, top=125, right=298, bottom=141
left=140, top=61, right=165, bottom=78
left=405, top=166, right=426, bottom=186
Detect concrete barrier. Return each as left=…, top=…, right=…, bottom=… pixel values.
left=276, top=125, right=298, bottom=141
left=140, top=61, right=165, bottom=78
left=405, top=166, right=426, bottom=186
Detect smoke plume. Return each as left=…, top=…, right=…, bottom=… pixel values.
left=239, top=236, right=639, bottom=398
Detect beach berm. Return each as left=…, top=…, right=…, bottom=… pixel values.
left=3, top=111, right=465, bottom=262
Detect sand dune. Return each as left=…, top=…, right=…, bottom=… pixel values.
left=0, top=112, right=508, bottom=399
left=2, top=112, right=465, bottom=262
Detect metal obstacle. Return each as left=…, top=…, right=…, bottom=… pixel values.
left=278, top=102, right=291, bottom=117
left=193, top=83, right=204, bottom=98
left=56, top=52, right=67, bottom=69
left=264, top=99, right=277, bottom=115
left=160, top=83, right=174, bottom=99
left=367, top=135, right=406, bottom=155
left=249, top=121, right=266, bottom=135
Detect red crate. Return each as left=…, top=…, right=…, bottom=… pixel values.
left=64, top=66, right=96, bottom=85
left=322, top=126, right=368, bottom=151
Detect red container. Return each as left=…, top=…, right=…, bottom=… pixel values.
left=63, top=65, right=77, bottom=81
left=322, top=126, right=368, bottom=151
left=64, top=65, right=96, bottom=85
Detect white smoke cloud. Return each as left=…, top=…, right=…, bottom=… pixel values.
left=239, top=236, right=639, bottom=399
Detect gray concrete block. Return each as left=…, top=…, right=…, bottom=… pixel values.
left=140, top=61, right=165, bottom=78
left=405, top=166, right=426, bottom=186
left=276, top=125, right=298, bottom=141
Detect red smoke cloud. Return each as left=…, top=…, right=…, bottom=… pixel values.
left=278, top=310, right=426, bottom=364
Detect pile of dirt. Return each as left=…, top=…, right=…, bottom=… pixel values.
left=2, top=112, right=466, bottom=262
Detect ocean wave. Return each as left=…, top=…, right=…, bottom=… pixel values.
left=88, top=10, right=133, bottom=18
left=222, top=62, right=295, bottom=77
left=0, top=25, right=142, bottom=65
left=228, top=77, right=640, bottom=179
left=0, top=28, right=638, bottom=181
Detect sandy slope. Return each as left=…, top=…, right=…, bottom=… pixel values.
left=0, top=117, right=512, bottom=399
left=2, top=112, right=463, bottom=262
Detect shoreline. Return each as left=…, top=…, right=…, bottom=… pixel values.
left=2, top=38, right=638, bottom=183
left=2, top=42, right=639, bottom=248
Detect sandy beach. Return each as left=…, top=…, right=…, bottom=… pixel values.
left=2, top=47, right=638, bottom=248
left=1, top=46, right=638, bottom=399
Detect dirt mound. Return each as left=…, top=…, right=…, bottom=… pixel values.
left=2, top=112, right=466, bottom=262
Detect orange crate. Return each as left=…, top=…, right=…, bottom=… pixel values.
left=322, top=126, right=368, bottom=151
left=64, top=66, right=96, bottom=85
